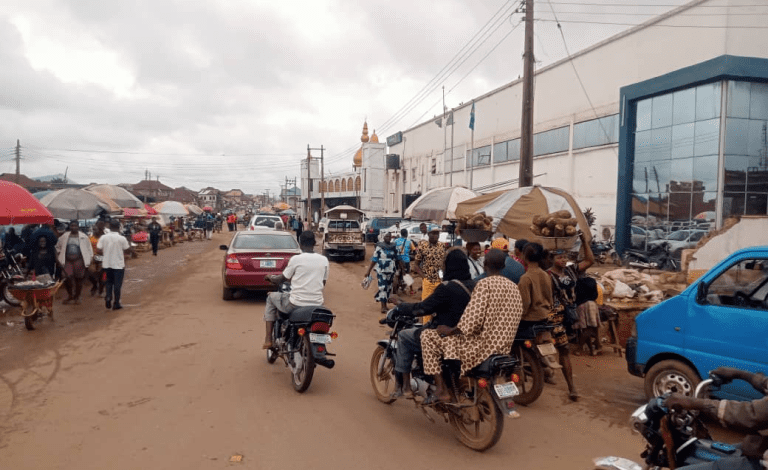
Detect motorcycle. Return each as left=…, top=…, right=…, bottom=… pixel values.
left=511, top=323, right=560, bottom=406
left=265, top=282, right=338, bottom=393
left=369, top=307, right=521, bottom=451
left=1, top=249, right=26, bottom=307
left=592, top=239, right=620, bottom=266
left=595, top=372, right=749, bottom=470
left=622, top=242, right=678, bottom=272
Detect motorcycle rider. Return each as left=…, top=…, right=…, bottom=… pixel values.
left=665, top=367, right=768, bottom=470
left=387, top=249, right=476, bottom=399
left=262, top=231, right=328, bottom=349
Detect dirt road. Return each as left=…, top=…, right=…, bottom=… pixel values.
left=0, top=231, right=676, bottom=469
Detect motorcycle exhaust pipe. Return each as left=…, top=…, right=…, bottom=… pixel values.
left=315, top=357, right=335, bottom=369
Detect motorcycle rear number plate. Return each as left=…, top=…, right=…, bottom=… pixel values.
left=309, top=333, right=332, bottom=344
left=537, top=343, right=557, bottom=355
left=494, top=382, right=519, bottom=398
left=260, top=260, right=276, bottom=268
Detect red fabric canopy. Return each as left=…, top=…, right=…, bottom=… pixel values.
left=123, top=208, right=148, bottom=218
left=0, top=180, right=54, bottom=225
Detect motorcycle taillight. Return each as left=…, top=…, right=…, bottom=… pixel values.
left=310, top=322, right=330, bottom=334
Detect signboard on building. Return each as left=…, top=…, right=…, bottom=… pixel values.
left=386, top=131, right=403, bottom=147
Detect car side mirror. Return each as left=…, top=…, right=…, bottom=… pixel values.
left=696, top=282, right=707, bottom=304
left=219, top=245, right=228, bottom=251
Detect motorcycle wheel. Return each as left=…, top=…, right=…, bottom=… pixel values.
left=369, top=346, right=397, bottom=404
left=449, top=383, right=504, bottom=452
left=512, top=346, right=544, bottom=406
left=2, top=283, right=21, bottom=307
left=291, top=334, right=315, bottom=393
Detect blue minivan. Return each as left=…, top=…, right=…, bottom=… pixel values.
left=626, top=246, right=768, bottom=401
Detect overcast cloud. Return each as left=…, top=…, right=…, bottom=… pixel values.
left=0, top=0, right=689, bottom=196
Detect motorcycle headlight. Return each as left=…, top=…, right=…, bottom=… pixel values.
left=629, top=404, right=648, bottom=433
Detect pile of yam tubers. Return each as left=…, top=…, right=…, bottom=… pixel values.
left=530, top=210, right=578, bottom=238
left=457, top=213, right=493, bottom=232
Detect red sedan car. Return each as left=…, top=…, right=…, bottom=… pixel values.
left=220, top=231, right=301, bottom=300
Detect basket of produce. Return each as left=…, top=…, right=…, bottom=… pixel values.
left=132, top=231, right=149, bottom=243
left=457, top=213, right=494, bottom=242
left=529, top=210, right=579, bottom=250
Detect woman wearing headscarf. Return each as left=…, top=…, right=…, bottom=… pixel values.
left=3, top=227, right=22, bottom=254
left=420, top=249, right=523, bottom=404
left=365, top=232, right=398, bottom=313
left=387, top=249, right=476, bottom=399
left=27, top=236, right=57, bottom=279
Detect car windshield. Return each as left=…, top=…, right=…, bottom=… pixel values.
left=666, top=231, right=689, bottom=241
left=690, top=231, right=705, bottom=241
left=252, top=217, right=277, bottom=227
left=232, top=234, right=298, bottom=250
left=328, top=220, right=360, bottom=230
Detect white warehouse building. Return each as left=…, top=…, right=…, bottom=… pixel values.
left=375, top=0, right=768, bottom=253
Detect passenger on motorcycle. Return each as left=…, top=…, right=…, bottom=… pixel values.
left=262, top=231, right=329, bottom=349
left=420, top=249, right=523, bottom=404
left=387, top=249, right=476, bottom=399
left=665, top=367, right=768, bottom=470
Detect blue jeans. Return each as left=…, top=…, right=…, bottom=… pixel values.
left=395, top=327, right=421, bottom=374
left=104, top=268, right=125, bottom=305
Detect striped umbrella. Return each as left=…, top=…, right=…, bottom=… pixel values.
left=455, top=186, right=592, bottom=243
left=404, top=186, right=478, bottom=222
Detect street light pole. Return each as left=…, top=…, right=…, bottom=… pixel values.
left=308, top=144, right=325, bottom=228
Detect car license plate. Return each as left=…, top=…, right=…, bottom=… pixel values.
left=537, top=343, right=557, bottom=355
left=494, top=382, right=519, bottom=398
left=309, top=333, right=331, bottom=344
left=260, top=260, right=276, bottom=268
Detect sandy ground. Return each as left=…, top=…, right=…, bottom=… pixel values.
left=0, top=231, right=740, bottom=469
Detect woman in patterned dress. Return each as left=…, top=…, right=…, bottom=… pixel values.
left=420, top=249, right=523, bottom=404
left=365, top=232, right=399, bottom=313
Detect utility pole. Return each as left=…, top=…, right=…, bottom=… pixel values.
left=519, top=0, right=535, bottom=188
left=15, top=139, right=20, bottom=184
left=306, top=145, right=312, bottom=226
left=449, top=109, right=455, bottom=187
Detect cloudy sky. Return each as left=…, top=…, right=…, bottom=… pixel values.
left=0, top=0, right=691, bottom=196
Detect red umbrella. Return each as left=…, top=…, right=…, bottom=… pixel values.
left=144, top=204, right=158, bottom=215
left=0, top=180, right=54, bottom=225
left=203, top=206, right=213, bottom=211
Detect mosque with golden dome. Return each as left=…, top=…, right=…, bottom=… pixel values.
left=300, top=120, right=388, bottom=220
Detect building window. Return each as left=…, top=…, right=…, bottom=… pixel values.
left=723, top=81, right=768, bottom=218
left=412, top=168, right=416, bottom=180
left=631, top=82, right=723, bottom=246
left=471, top=145, right=491, bottom=167
left=533, top=126, right=569, bottom=156
left=573, top=114, right=620, bottom=150
left=431, top=158, right=436, bottom=174
left=403, top=169, right=407, bottom=183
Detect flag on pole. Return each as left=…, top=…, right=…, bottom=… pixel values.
left=434, top=116, right=443, bottom=128
left=446, top=111, right=454, bottom=126
left=469, top=102, right=475, bottom=130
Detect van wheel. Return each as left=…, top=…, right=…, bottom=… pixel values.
left=644, top=360, right=700, bottom=400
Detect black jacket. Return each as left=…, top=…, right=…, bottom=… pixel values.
left=397, top=279, right=476, bottom=328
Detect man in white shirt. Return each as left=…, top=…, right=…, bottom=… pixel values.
left=97, top=219, right=130, bottom=311
left=262, top=231, right=329, bottom=349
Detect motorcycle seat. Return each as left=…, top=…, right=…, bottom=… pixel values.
left=466, top=354, right=516, bottom=378
left=281, top=305, right=332, bottom=323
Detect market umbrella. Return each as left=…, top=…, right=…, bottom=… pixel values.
left=185, top=204, right=203, bottom=215
left=152, top=201, right=189, bottom=216
left=83, top=184, right=143, bottom=209
left=123, top=207, right=149, bottom=218
left=0, top=180, right=54, bottom=225
left=38, top=188, right=112, bottom=220
left=455, top=185, right=592, bottom=243
left=404, top=186, right=478, bottom=222
left=279, top=209, right=296, bottom=215
left=144, top=204, right=158, bottom=215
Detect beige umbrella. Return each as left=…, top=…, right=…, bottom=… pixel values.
left=83, top=184, right=143, bottom=208
left=403, top=186, right=478, bottom=222
left=455, top=186, right=592, bottom=243
left=185, top=204, right=203, bottom=215
left=153, top=201, right=189, bottom=216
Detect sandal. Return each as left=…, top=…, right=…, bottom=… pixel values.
left=569, top=391, right=580, bottom=402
